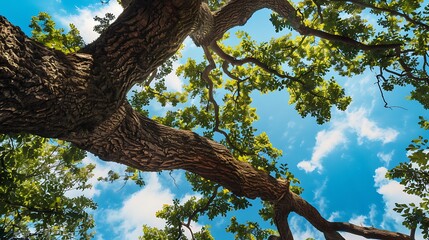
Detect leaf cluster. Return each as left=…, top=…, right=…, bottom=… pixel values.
left=0, top=135, right=96, bottom=239
left=29, top=12, right=84, bottom=53
left=388, top=117, right=429, bottom=238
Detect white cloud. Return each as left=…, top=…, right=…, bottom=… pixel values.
left=377, top=150, right=395, bottom=166
left=313, top=178, right=328, bottom=213
left=103, top=172, right=203, bottom=239
left=349, top=215, right=369, bottom=227
left=56, top=1, right=123, bottom=43
left=289, top=215, right=322, bottom=240
left=298, top=126, right=347, bottom=173
left=297, top=160, right=319, bottom=173
left=165, top=62, right=183, bottom=92
left=347, top=108, right=398, bottom=145
left=328, top=211, right=341, bottom=222
left=298, top=108, right=399, bottom=173
left=105, top=172, right=174, bottom=239
left=66, top=153, right=126, bottom=199
left=374, top=167, right=424, bottom=239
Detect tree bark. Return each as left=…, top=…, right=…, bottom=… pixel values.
left=0, top=0, right=413, bottom=239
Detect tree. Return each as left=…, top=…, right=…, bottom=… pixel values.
left=1, top=0, right=428, bottom=239
left=0, top=13, right=94, bottom=239
left=387, top=117, right=429, bottom=239
left=0, top=134, right=97, bottom=239
left=1, top=13, right=147, bottom=239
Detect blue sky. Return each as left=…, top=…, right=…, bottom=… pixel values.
left=1, top=1, right=427, bottom=239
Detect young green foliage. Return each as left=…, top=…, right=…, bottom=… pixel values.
left=130, top=0, right=429, bottom=237
left=29, top=12, right=84, bottom=53
left=0, top=13, right=94, bottom=239
left=388, top=117, right=429, bottom=239
left=0, top=135, right=96, bottom=239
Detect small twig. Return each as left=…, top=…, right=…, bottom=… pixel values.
left=181, top=186, right=219, bottom=240
left=376, top=68, right=408, bottom=110
left=169, top=170, right=179, bottom=188
left=395, top=47, right=429, bottom=84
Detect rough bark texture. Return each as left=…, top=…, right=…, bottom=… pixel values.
left=0, top=0, right=413, bottom=239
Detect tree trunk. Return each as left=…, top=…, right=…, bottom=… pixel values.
left=0, top=0, right=413, bottom=239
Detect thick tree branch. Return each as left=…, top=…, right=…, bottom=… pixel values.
left=1, top=0, right=201, bottom=136
left=197, top=0, right=401, bottom=51
left=0, top=16, right=107, bottom=138
left=286, top=191, right=411, bottom=239
left=0, top=1, right=419, bottom=239
left=81, top=0, right=201, bottom=96
left=67, top=102, right=290, bottom=201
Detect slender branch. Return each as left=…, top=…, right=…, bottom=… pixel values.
left=210, top=42, right=301, bottom=83
left=210, top=42, right=330, bottom=100
left=2, top=199, right=62, bottom=215
left=375, top=68, right=407, bottom=110
left=179, top=186, right=219, bottom=240
left=294, top=26, right=401, bottom=51
left=410, top=225, right=416, bottom=240
left=398, top=60, right=429, bottom=82
left=269, top=0, right=402, bottom=51
left=201, top=46, right=254, bottom=156
left=335, top=0, right=429, bottom=31
left=181, top=223, right=195, bottom=240
left=186, top=185, right=219, bottom=227
left=311, top=0, right=324, bottom=23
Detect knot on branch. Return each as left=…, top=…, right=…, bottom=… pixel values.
left=190, top=2, right=214, bottom=46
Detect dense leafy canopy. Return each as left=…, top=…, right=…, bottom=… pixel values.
left=0, top=13, right=95, bottom=239
left=1, top=0, right=429, bottom=239
left=130, top=0, right=429, bottom=237
left=0, top=134, right=96, bottom=239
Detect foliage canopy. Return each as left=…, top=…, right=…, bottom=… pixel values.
left=1, top=0, right=429, bottom=239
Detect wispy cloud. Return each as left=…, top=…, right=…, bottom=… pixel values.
left=103, top=172, right=202, bottom=239
left=377, top=150, right=395, bottom=167
left=368, top=203, right=377, bottom=227
left=104, top=173, right=175, bottom=239
left=313, top=178, right=329, bottom=213
left=347, top=109, right=398, bottom=145
left=298, top=108, right=399, bottom=173
left=297, top=126, right=347, bottom=172
left=328, top=211, right=341, bottom=222
left=56, top=1, right=123, bottom=43
left=349, top=215, right=369, bottom=227
left=289, top=215, right=321, bottom=239
left=339, top=214, right=372, bottom=239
